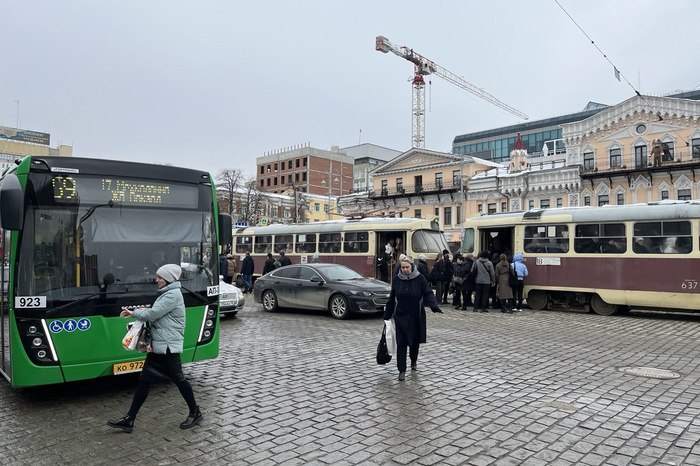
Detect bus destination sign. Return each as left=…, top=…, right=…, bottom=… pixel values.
left=51, top=175, right=198, bottom=208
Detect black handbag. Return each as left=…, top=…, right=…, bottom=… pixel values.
left=508, top=265, right=518, bottom=288
left=135, top=323, right=152, bottom=353
left=376, top=325, right=392, bottom=365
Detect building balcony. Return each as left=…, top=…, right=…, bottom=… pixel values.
left=368, top=179, right=461, bottom=199
left=580, top=150, right=700, bottom=179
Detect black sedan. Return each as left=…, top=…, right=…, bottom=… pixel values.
left=252, top=263, right=391, bottom=319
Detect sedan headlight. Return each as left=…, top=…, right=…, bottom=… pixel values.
left=349, top=290, right=374, bottom=297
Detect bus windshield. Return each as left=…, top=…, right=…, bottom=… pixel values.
left=15, top=174, right=217, bottom=317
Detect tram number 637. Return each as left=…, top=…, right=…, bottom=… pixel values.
left=681, top=279, right=698, bottom=290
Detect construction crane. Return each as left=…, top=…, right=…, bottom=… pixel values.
left=375, top=35, right=528, bottom=149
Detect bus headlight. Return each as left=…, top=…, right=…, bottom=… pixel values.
left=32, top=337, right=43, bottom=347
left=197, top=305, right=217, bottom=345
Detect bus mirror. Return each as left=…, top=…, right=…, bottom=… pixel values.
left=0, top=174, right=24, bottom=230
left=218, top=214, right=232, bottom=248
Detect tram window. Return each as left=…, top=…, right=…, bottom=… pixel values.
left=462, top=228, right=475, bottom=254
left=344, top=232, right=369, bottom=253
left=254, top=235, right=272, bottom=253
left=524, top=225, right=569, bottom=253
left=633, top=221, right=691, bottom=254
left=275, top=235, right=293, bottom=253
left=295, top=234, right=316, bottom=253
left=574, top=223, right=626, bottom=253
left=319, top=233, right=341, bottom=253
left=235, top=236, right=253, bottom=254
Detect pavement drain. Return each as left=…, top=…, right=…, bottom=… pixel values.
left=618, top=366, right=681, bottom=380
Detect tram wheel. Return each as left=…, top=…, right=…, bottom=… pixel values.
left=526, top=290, right=548, bottom=310
left=590, top=294, right=619, bottom=316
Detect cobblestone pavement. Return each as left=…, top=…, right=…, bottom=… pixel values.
left=2, top=305, right=700, bottom=465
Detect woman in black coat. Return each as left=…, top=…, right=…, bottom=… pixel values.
left=383, top=257, right=443, bottom=381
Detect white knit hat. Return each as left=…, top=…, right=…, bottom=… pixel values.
left=156, top=264, right=181, bottom=283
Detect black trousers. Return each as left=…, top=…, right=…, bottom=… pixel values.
left=396, top=344, right=419, bottom=373
left=513, top=281, right=525, bottom=309
left=127, top=349, right=198, bottom=419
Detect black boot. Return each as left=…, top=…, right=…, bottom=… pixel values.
left=180, top=407, right=203, bottom=429
left=107, top=415, right=134, bottom=433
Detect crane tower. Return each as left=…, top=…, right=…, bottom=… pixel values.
left=375, top=35, right=528, bottom=149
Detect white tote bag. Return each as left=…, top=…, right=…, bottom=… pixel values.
left=383, top=319, right=397, bottom=356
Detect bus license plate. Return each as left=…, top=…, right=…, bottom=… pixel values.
left=113, top=360, right=145, bottom=375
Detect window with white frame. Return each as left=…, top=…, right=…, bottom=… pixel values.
left=583, top=151, right=594, bottom=170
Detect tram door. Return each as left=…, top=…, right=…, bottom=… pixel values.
left=480, top=227, right=515, bottom=259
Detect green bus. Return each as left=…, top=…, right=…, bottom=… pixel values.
left=0, top=156, right=232, bottom=387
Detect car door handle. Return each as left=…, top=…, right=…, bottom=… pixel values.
left=296, top=283, right=303, bottom=287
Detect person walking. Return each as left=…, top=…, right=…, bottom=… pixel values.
left=241, top=251, right=254, bottom=293
left=107, top=264, right=202, bottom=433
left=471, top=250, right=495, bottom=312
left=383, top=257, right=443, bottom=381
left=512, top=253, right=529, bottom=311
left=219, top=253, right=228, bottom=282
left=495, top=254, right=515, bottom=313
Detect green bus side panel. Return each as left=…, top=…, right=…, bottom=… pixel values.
left=11, top=306, right=219, bottom=387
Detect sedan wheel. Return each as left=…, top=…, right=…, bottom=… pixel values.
left=262, top=290, right=278, bottom=312
left=329, top=294, right=350, bottom=320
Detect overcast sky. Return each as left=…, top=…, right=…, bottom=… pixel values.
left=2, top=0, right=698, bottom=178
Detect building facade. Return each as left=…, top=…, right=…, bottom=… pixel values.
left=0, top=126, right=72, bottom=172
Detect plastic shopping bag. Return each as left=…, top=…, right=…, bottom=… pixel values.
left=384, top=319, right=396, bottom=356
left=122, top=321, right=144, bottom=351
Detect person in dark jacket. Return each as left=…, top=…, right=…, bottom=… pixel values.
left=416, top=254, right=430, bottom=284
left=108, top=264, right=202, bottom=432
left=262, top=252, right=276, bottom=275
left=278, top=251, right=292, bottom=267
left=377, top=251, right=389, bottom=283
left=441, top=250, right=453, bottom=304
left=430, top=253, right=446, bottom=300
left=219, top=253, right=228, bottom=281
left=240, top=252, right=254, bottom=293
left=462, top=254, right=475, bottom=308
left=451, top=254, right=470, bottom=310
left=471, top=250, right=495, bottom=312
left=383, top=257, right=442, bottom=381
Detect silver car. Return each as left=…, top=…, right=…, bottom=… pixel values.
left=219, top=276, right=245, bottom=317
left=252, top=263, right=391, bottom=319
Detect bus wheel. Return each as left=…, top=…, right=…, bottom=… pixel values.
left=329, top=294, right=351, bottom=320
left=590, top=294, right=619, bottom=316
left=526, top=290, right=548, bottom=310
left=262, top=290, right=278, bottom=312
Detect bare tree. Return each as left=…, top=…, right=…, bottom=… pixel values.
left=243, top=177, right=266, bottom=224
left=215, top=168, right=245, bottom=216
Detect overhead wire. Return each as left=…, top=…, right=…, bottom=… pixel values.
left=553, top=0, right=694, bottom=150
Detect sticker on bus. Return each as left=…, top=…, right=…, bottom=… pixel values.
left=15, top=296, right=47, bottom=308
left=207, top=285, right=219, bottom=297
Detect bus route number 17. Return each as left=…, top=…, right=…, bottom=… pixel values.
left=15, top=296, right=47, bottom=308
